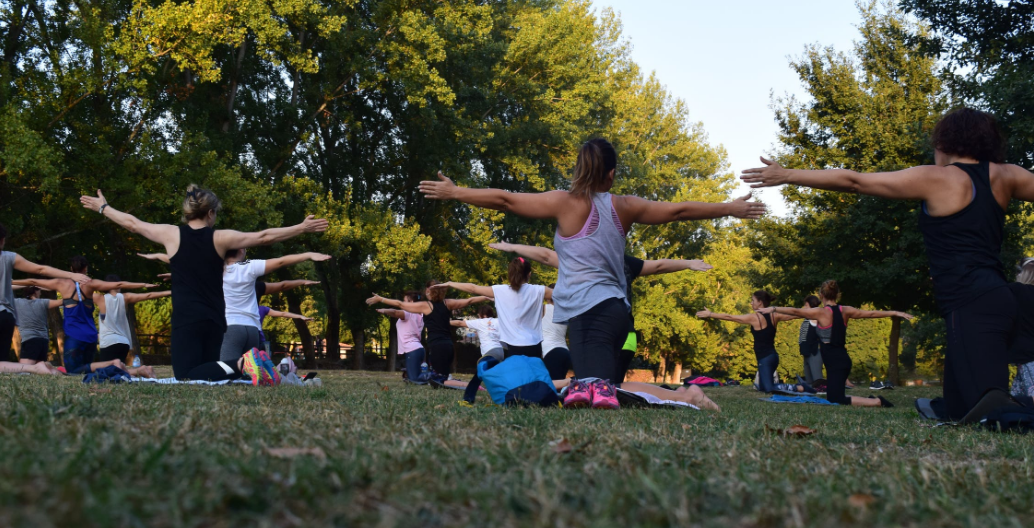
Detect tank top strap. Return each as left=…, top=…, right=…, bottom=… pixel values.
left=74, top=282, right=83, bottom=302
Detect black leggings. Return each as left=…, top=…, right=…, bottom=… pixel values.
left=172, top=320, right=237, bottom=380
left=943, top=286, right=1016, bottom=420
left=543, top=347, right=573, bottom=380
left=426, top=341, right=454, bottom=376
left=567, top=297, right=630, bottom=382
left=503, top=342, right=542, bottom=359
left=821, top=345, right=853, bottom=405
left=0, top=310, right=15, bottom=360
left=98, top=343, right=130, bottom=363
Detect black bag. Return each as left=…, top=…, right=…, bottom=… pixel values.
left=981, top=405, right=1034, bottom=433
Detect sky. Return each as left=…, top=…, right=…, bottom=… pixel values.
left=592, top=0, right=866, bottom=216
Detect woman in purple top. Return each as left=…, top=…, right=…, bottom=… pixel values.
left=374, top=291, right=426, bottom=380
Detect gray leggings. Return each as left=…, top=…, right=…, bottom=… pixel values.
left=219, top=325, right=262, bottom=362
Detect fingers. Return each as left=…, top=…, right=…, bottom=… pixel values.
left=97, top=189, right=106, bottom=200
left=736, top=191, right=752, bottom=202
left=760, top=156, right=773, bottom=165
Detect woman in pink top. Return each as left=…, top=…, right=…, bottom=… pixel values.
left=375, top=291, right=426, bottom=381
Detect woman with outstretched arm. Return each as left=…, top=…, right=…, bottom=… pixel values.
left=367, top=283, right=490, bottom=377
left=81, top=185, right=328, bottom=380
left=742, top=107, right=1031, bottom=419
left=757, top=280, right=912, bottom=407
left=420, top=138, right=760, bottom=408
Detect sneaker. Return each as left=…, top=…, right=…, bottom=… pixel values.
left=240, top=350, right=262, bottom=386
left=590, top=379, right=620, bottom=410
left=877, top=395, right=894, bottom=408
left=869, top=381, right=886, bottom=390
left=563, top=378, right=592, bottom=408
left=252, top=348, right=281, bottom=386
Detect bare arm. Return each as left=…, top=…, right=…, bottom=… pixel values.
left=267, top=310, right=313, bottom=322
left=89, top=281, right=158, bottom=292
left=137, top=253, right=170, bottom=264
left=123, top=291, right=172, bottom=304
left=543, top=287, right=553, bottom=302
left=262, top=280, right=320, bottom=295
left=376, top=308, right=406, bottom=320
left=489, top=242, right=559, bottom=268
left=263, top=253, right=331, bottom=275
left=741, top=157, right=944, bottom=201
left=760, top=306, right=833, bottom=326
left=616, top=193, right=765, bottom=226
left=1003, top=164, right=1034, bottom=202
left=212, top=216, right=329, bottom=257
left=12, top=256, right=89, bottom=283
left=420, top=172, right=569, bottom=220
left=438, top=282, right=495, bottom=299
left=445, top=295, right=493, bottom=310
left=450, top=320, right=469, bottom=328
left=12, top=278, right=67, bottom=290
left=695, top=309, right=758, bottom=325
left=640, top=259, right=713, bottom=276
left=46, top=299, right=63, bottom=309
left=366, top=294, right=433, bottom=315
left=81, top=190, right=180, bottom=250
left=841, top=306, right=913, bottom=321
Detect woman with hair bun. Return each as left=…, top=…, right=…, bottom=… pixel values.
left=421, top=137, right=764, bottom=408
left=758, top=280, right=912, bottom=407
left=696, top=290, right=800, bottom=393
left=81, top=184, right=329, bottom=380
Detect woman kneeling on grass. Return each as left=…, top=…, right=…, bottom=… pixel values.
left=757, top=280, right=912, bottom=408
left=374, top=290, right=427, bottom=381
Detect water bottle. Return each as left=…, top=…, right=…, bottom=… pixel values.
left=131, top=355, right=142, bottom=368
left=420, top=362, right=429, bottom=379
left=278, top=357, right=291, bottom=376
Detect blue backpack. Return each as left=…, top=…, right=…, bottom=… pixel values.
left=478, top=355, right=559, bottom=407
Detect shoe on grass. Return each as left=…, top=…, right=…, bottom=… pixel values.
left=590, top=379, right=620, bottom=410
left=563, top=378, right=592, bottom=408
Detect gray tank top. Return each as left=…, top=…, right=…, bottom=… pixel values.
left=552, top=192, right=628, bottom=323
left=0, top=252, right=15, bottom=322
left=99, top=293, right=133, bottom=348
left=14, top=298, right=50, bottom=341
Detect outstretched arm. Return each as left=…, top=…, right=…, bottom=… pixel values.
left=435, top=281, right=494, bottom=299
left=740, top=157, right=945, bottom=201
left=759, top=306, right=832, bottom=325
left=841, top=306, right=913, bottom=321
left=89, top=281, right=158, bottom=292
left=366, top=294, right=433, bottom=315
left=267, top=309, right=313, bottom=322
left=212, top=216, right=329, bottom=257
left=489, top=242, right=559, bottom=268
left=81, top=190, right=179, bottom=250
left=13, top=278, right=67, bottom=290
left=12, top=256, right=89, bottom=283
left=262, top=280, right=319, bottom=295
left=137, top=253, right=170, bottom=264
left=420, top=172, right=567, bottom=220
left=263, top=253, right=331, bottom=275
left=123, top=291, right=172, bottom=304
left=376, top=308, right=407, bottom=320
left=450, top=320, right=469, bottom=328
left=695, top=309, right=757, bottom=325
left=445, top=294, right=493, bottom=310
left=616, top=193, right=765, bottom=226
left=640, top=259, right=713, bottom=276
left=46, top=299, right=63, bottom=309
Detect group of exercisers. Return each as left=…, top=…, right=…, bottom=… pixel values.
left=0, top=106, right=1030, bottom=420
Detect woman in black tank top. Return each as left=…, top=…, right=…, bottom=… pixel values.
left=81, top=185, right=329, bottom=380
left=762, top=280, right=911, bottom=407
left=367, top=280, right=492, bottom=377
left=743, top=108, right=1034, bottom=419
left=696, top=290, right=799, bottom=393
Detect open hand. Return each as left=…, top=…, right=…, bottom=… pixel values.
left=143, top=283, right=159, bottom=289
left=418, top=171, right=457, bottom=200
left=157, top=273, right=172, bottom=282
left=309, top=253, right=332, bottom=262
left=80, top=189, right=107, bottom=213
left=688, top=260, right=713, bottom=272
left=898, top=312, right=915, bottom=321
left=488, top=242, right=513, bottom=252
left=695, top=309, right=712, bottom=319
left=71, top=273, right=91, bottom=284
left=366, top=294, right=384, bottom=306
left=728, top=192, right=766, bottom=219
left=755, top=306, right=776, bottom=314
left=740, top=157, right=790, bottom=189
left=300, top=215, right=330, bottom=233
left=303, top=280, right=321, bottom=286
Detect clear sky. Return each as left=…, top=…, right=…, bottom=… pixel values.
left=592, top=0, right=865, bottom=216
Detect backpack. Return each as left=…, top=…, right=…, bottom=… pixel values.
left=981, top=405, right=1034, bottom=433
left=478, top=355, right=558, bottom=407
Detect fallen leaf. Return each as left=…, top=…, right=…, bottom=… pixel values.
left=381, top=385, right=390, bottom=391
left=682, top=424, right=692, bottom=431
left=848, top=493, right=876, bottom=508
left=765, top=424, right=817, bottom=437
left=549, top=438, right=573, bottom=454
left=266, top=447, right=326, bottom=460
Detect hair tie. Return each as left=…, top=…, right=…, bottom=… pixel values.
left=186, top=190, right=198, bottom=200
left=518, top=257, right=525, bottom=264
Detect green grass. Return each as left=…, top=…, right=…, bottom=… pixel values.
left=1, top=369, right=1032, bottom=527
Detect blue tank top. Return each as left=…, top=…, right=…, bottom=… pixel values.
left=918, top=161, right=1006, bottom=316
left=63, top=283, right=97, bottom=343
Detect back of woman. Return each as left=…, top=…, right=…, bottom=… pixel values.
left=99, top=293, right=132, bottom=348
left=491, top=283, right=546, bottom=348
left=170, top=225, right=225, bottom=330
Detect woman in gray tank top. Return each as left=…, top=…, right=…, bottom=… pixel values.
left=421, top=138, right=762, bottom=409
left=95, top=273, right=170, bottom=377
left=13, top=286, right=62, bottom=365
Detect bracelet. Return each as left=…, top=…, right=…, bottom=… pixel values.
left=99, top=203, right=108, bottom=215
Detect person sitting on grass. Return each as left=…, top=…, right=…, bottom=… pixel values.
left=93, top=275, right=167, bottom=377
left=14, top=286, right=62, bottom=368
left=450, top=304, right=504, bottom=401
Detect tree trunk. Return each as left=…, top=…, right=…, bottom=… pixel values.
left=656, top=356, right=667, bottom=384
left=351, top=326, right=365, bottom=370
left=284, top=289, right=315, bottom=368
left=887, top=316, right=901, bottom=386
left=221, top=40, right=248, bottom=133
left=318, top=269, right=340, bottom=365
left=386, top=317, right=398, bottom=372
left=670, top=362, right=683, bottom=384
left=125, top=302, right=141, bottom=365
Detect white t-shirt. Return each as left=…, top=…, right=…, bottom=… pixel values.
left=223, top=260, right=267, bottom=328
left=465, top=317, right=502, bottom=356
left=541, top=303, right=568, bottom=356
left=491, top=284, right=546, bottom=346
left=99, top=293, right=133, bottom=348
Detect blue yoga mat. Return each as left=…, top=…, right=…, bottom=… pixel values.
left=761, top=394, right=838, bottom=405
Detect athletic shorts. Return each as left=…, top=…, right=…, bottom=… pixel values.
left=20, top=338, right=49, bottom=362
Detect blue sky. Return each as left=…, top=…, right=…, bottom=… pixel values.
left=592, top=0, right=865, bottom=216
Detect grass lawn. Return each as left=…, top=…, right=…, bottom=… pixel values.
left=1, top=368, right=1031, bottom=527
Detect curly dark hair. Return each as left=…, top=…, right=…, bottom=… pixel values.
left=931, top=108, right=1006, bottom=163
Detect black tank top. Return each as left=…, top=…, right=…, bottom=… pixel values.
left=827, top=305, right=847, bottom=348
left=1008, top=283, right=1034, bottom=364
left=751, top=313, right=776, bottom=358
left=424, top=301, right=452, bottom=345
left=918, top=161, right=1007, bottom=316
left=170, top=225, right=226, bottom=329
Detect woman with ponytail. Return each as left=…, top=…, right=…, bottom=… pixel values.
left=81, top=185, right=329, bottom=380
left=758, top=280, right=913, bottom=407
left=430, top=257, right=553, bottom=359
left=420, top=138, right=764, bottom=408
